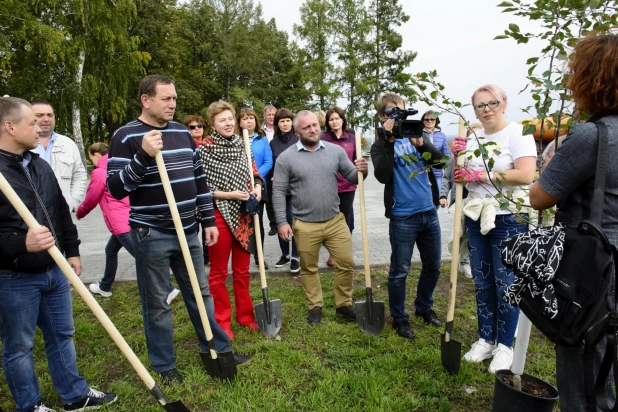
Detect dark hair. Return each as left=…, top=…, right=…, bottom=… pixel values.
left=0, top=97, right=31, bottom=126
left=183, top=114, right=205, bottom=127
left=88, top=142, right=108, bottom=156
left=325, top=107, right=348, bottom=133
left=421, top=110, right=441, bottom=130
left=137, top=75, right=173, bottom=107
left=235, top=108, right=264, bottom=137
left=567, top=34, right=618, bottom=116
left=273, top=108, right=294, bottom=136
left=30, top=99, right=53, bottom=108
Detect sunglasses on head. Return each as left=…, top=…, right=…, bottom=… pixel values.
left=240, top=108, right=252, bottom=113
left=189, top=124, right=203, bottom=130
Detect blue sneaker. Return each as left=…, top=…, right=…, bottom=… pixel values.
left=62, top=387, right=117, bottom=410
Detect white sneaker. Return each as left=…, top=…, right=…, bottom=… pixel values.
left=89, top=282, right=112, bottom=297
left=459, top=263, right=472, bottom=278
left=33, top=404, right=56, bottom=412
left=166, top=288, right=180, bottom=305
left=463, top=338, right=495, bottom=362
left=488, top=344, right=514, bottom=373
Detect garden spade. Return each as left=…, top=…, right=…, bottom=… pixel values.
left=0, top=171, right=190, bottom=411
left=155, top=151, right=237, bottom=381
left=242, top=130, right=282, bottom=337
left=353, top=130, right=385, bottom=335
left=441, top=117, right=466, bottom=375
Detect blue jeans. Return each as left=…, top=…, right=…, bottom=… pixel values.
left=131, top=227, right=231, bottom=373
left=466, top=214, right=527, bottom=347
left=278, top=196, right=299, bottom=259
left=0, top=265, right=89, bottom=411
left=388, top=208, right=442, bottom=323
left=100, top=232, right=135, bottom=292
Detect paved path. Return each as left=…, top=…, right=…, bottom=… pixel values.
left=76, top=163, right=456, bottom=284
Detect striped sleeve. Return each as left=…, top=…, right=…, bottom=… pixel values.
left=193, top=149, right=216, bottom=229
left=107, top=129, right=154, bottom=200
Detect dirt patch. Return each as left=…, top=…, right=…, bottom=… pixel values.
left=500, top=374, right=555, bottom=398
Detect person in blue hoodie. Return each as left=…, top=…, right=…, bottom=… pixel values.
left=420, top=110, right=450, bottom=190
left=236, top=108, right=273, bottom=269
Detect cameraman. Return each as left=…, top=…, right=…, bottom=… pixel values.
left=371, top=92, right=444, bottom=340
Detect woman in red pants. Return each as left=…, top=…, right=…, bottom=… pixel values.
left=198, top=101, right=264, bottom=339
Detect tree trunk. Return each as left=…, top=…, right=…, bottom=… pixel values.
left=72, top=46, right=88, bottom=168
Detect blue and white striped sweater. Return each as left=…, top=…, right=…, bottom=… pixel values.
left=106, top=119, right=215, bottom=234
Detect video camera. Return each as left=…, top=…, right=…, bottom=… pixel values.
left=377, top=106, right=424, bottom=139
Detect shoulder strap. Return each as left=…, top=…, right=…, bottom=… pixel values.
left=590, top=122, right=610, bottom=224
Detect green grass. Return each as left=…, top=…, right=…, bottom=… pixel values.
left=0, top=265, right=557, bottom=411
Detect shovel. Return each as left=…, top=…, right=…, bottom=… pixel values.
left=441, top=117, right=466, bottom=375
left=155, top=151, right=237, bottom=381
left=242, top=130, right=282, bottom=337
left=511, top=312, right=533, bottom=391
left=0, top=172, right=190, bottom=411
left=353, top=130, right=385, bottom=335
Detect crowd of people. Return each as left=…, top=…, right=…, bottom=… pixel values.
left=0, top=32, right=617, bottom=412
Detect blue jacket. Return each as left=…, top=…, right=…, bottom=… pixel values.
left=423, top=129, right=449, bottom=180
left=251, top=132, right=273, bottom=191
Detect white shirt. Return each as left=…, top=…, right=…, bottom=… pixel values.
left=465, top=122, right=537, bottom=215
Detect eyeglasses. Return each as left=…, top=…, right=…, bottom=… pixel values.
left=473, top=100, right=501, bottom=112
left=423, top=118, right=436, bottom=122
left=188, top=124, right=203, bottom=130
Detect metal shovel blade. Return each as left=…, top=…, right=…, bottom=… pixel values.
left=162, top=400, right=191, bottom=412
left=151, top=384, right=191, bottom=411
left=355, top=288, right=385, bottom=335
left=441, top=328, right=462, bottom=375
left=199, top=350, right=237, bottom=381
left=254, top=298, right=282, bottom=337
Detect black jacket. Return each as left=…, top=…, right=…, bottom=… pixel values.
left=371, top=137, right=444, bottom=218
left=0, top=149, right=80, bottom=272
left=268, top=131, right=299, bottom=180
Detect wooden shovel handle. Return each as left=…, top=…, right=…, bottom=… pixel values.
left=241, top=130, right=268, bottom=289
left=0, top=171, right=157, bottom=390
left=355, top=131, right=372, bottom=288
left=445, top=117, right=466, bottom=340
left=155, top=152, right=218, bottom=360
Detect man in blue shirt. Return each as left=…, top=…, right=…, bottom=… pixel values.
left=371, top=93, right=444, bottom=340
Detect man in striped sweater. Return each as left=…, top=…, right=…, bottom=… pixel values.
left=107, top=75, right=251, bottom=384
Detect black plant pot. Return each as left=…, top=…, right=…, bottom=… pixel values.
left=492, top=369, right=559, bottom=412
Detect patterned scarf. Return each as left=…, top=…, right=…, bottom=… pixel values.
left=501, top=225, right=566, bottom=319
left=198, top=131, right=262, bottom=253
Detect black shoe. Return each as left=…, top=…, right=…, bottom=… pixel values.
left=336, top=305, right=357, bottom=321
left=254, top=255, right=269, bottom=270
left=308, top=306, right=322, bottom=324
left=290, top=259, right=300, bottom=273
left=392, top=320, right=415, bottom=340
left=159, top=368, right=184, bottom=384
left=268, top=228, right=277, bottom=236
left=63, top=387, right=118, bottom=410
left=415, top=309, right=442, bottom=327
left=275, top=256, right=290, bottom=268
left=232, top=350, right=253, bottom=366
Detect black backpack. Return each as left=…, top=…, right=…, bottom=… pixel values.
left=516, top=122, right=618, bottom=411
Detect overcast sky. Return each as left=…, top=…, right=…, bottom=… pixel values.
left=258, top=0, right=556, bottom=135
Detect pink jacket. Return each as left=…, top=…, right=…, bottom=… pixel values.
left=76, top=154, right=130, bottom=236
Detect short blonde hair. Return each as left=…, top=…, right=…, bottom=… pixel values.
left=315, top=110, right=326, bottom=128
left=206, top=101, right=235, bottom=128
left=376, top=93, right=405, bottom=117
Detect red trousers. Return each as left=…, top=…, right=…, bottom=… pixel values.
left=208, top=210, right=255, bottom=339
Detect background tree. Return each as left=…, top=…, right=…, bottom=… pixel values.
left=294, top=0, right=339, bottom=110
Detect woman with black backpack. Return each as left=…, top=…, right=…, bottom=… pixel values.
left=530, top=33, right=618, bottom=411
